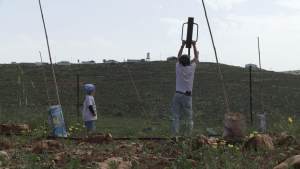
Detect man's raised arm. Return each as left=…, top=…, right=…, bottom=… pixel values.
left=192, top=41, right=198, bottom=65
left=177, top=40, right=186, bottom=62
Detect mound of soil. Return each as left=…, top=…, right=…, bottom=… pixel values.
left=34, top=140, right=62, bottom=154
left=0, top=123, right=29, bottom=133
left=81, top=132, right=113, bottom=144
left=0, top=139, right=10, bottom=149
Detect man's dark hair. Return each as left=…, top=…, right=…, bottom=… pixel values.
left=179, top=54, right=190, bottom=66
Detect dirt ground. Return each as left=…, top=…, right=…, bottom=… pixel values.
left=0, top=129, right=300, bottom=168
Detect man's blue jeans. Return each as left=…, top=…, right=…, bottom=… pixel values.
left=171, top=93, right=194, bottom=135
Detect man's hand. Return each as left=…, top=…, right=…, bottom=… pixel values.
left=182, top=40, right=186, bottom=46
left=192, top=41, right=196, bottom=46
left=93, top=112, right=97, bottom=116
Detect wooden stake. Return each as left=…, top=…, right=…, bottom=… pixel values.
left=124, top=60, right=151, bottom=127
left=40, top=51, right=51, bottom=108
left=38, top=0, right=60, bottom=105
left=258, top=37, right=264, bottom=114
left=201, top=0, right=230, bottom=115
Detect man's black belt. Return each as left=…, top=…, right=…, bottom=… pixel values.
left=176, top=91, right=192, bottom=96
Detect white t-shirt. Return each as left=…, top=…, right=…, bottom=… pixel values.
left=82, top=95, right=97, bottom=122
left=176, top=62, right=196, bottom=93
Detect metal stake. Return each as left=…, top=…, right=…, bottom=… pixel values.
left=249, top=66, right=252, bottom=126
left=77, top=75, right=79, bottom=117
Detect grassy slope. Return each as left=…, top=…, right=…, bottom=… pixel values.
left=0, top=61, right=299, bottom=136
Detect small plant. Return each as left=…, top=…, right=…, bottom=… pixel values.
left=108, top=161, right=121, bottom=169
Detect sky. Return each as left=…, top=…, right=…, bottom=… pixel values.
left=0, top=0, right=300, bottom=71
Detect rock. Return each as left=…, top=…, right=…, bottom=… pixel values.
left=105, top=133, right=113, bottom=141
left=24, top=147, right=33, bottom=153
left=273, top=155, right=300, bottom=169
left=35, top=140, right=62, bottom=154
left=244, top=134, right=274, bottom=151
left=18, top=124, right=29, bottom=130
left=96, top=157, right=132, bottom=169
left=7, top=149, right=15, bottom=153
left=273, top=132, right=297, bottom=146
left=187, top=159, right=197, bottom=163
left=53, top=156, right=61, bottom=161
left=78, top=142, right=85, bottom=146
left=193, top=135, right=219, bottom=149
left=0, top=151, right=10, bottom=161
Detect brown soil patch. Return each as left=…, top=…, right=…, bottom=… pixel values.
left=0, top=139, right=10, bottom=149
left=34, top=140, right=62, bottom=154
left=0, top=123, right=29, bottom=133
left=80, top=132, right=113, bottom=144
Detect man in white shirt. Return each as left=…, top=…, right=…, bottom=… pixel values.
left=171, top=40, right=198, bottom=136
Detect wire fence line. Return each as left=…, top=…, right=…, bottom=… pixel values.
left=0, top=62, right=297, bottom=133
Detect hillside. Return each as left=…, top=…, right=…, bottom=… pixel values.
left=0, top=61, right=299, bottom=135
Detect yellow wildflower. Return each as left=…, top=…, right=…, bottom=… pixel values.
left=39, top=126, right=43, bottom=128
left=253, top=131, right=258, bottom=134
left=212, top=143, right=217, bottom=145
left=34, top=129, right=38, bottom=131
left=75, top=128, right=78, bottom=130
left=220, top=142, right=226, bottom=145
left=236, top=147, right=240, bottom=150
left=77, top=123, right=80, bottom=125
left=71, top=126, right=74, bottom=128
left=83, top=125, right=86, bottom=128
left=44, top=131, right=47, bottom=134
left=212, top=145, right=217, bottom=149
left=249, top=134, right=254, bottom=138
left=69, top=128, right=72, bottom=131
left=228, top=144, right=233, bottom=148
left=288, top=117, right=293, bottom=123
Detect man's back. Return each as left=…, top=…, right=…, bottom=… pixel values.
left=176, top=62, right=196, bottom=93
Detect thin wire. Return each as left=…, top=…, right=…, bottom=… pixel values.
left=124, top=60, right=151, bottom=127
left=201, top=0, right=230, bottom=115
left=248, top=93, right=283, bottom=120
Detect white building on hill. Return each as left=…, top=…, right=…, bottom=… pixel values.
left=82, top=60, right=96, bottom=64
left=57, top=61, right=71, bottom=65
left=127, top=59, right=140, bottom=63
left=103, top=60, right=118, bottom=64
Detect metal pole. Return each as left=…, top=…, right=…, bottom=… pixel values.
left=249, top=66, right=252, bottom=126
left=188, top=48, right=190, bottom=57
left=77, top=75, right=79, bottom=117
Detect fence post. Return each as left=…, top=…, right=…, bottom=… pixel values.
left=249, top=66, right=252, bottom=126
left=77, top=75, right=79, bottom=118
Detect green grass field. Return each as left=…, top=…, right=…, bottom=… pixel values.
left=0, top=61, right=299, bottom=137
